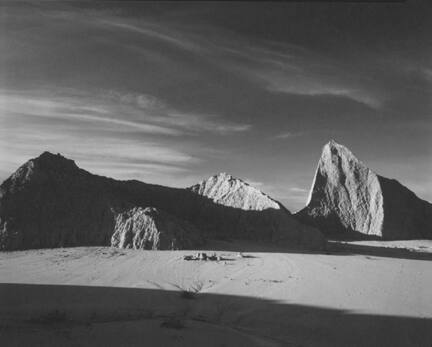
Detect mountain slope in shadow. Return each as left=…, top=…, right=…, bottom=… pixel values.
left=0, top=152, right=324, bottom=251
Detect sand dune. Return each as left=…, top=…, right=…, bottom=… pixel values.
left=1, top=240, right=431, bottom=346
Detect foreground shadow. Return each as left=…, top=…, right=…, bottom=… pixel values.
left=0, top=283, right=431, bottom=347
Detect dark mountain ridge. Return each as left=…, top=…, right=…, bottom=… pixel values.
left=0, top=152, right=324, bottom=251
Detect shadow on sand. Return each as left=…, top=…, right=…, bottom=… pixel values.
left=194, top=239, right=432, bottom=261
left=325, top=241, right=432, bottom=261
left=0, top=283, right=431, bottom=347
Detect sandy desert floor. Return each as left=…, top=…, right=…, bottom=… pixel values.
left=1, top=239, right=431, bottom=346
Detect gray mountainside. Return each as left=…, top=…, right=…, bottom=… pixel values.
left=295, top=141, right=432, bottom=240
left=0, top=152, right=324, bottom=251
left=0, top=152, right=203, bottom=251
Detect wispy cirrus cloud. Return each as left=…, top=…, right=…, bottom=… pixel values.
left=78, top=12, right=384, bottom=109
left=232, top=63, right=383, bottom=109
left=0, top=93, right=182, bottom=136
left=97, top=19, right=202, bottom=53
left=0, top=124, right=200, bottom=187
left=0, top=123, right=197, bottom=166
left=0, top=89, right=251, bottom=136
left=0, top=88, right=250, bottom=185
left=1, top=2, right=430, bottom=210
left=274, top=131, right=305, bottom=140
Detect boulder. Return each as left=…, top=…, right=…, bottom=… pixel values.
left=111, top=207, right=203, bottom=250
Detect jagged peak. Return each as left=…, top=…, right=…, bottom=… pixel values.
left=304, top=141, right=366, bottom=206
left=190, top=172, right=256, bottom=191
left=326, top=138, right=338, bottom=146
left=35, top=151, right=75, bottom=163
left=305, top=141, right=380, bottom=207
left=323, top=139, right=352, bottom=154
left=3, top=152, right=80, bottom=189
left=9, top=152, right=79, bottom=183
left=189, top=172, right=282, bottom=211
left=212, top=172, right=234, bottom=179
left=208, top=172, right=241, bottom=182
left=30, top=151, right=78, bottom=170
left=319, top=140, right=363, bottom=166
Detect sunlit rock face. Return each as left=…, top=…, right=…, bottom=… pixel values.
left=296, top=141, right=432, bottom=240
left=111, top=207, right=202, bottom=250
left=188, top=173, right=325, bottom=249
left=189, top=172, right=281, bottom=211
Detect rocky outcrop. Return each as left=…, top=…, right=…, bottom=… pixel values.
left=111, top=207, right=202, bottom=250
left=0, top=152, right=115, bottom=250
left=189, top=173, right=281, bottom=211
left=0, top=152, right=201, bottom=251
left=295, top=140, right=432, bottom=240
left=188, top=173, right=325, bottom=248
left=0, top=152, right=324, bottom=251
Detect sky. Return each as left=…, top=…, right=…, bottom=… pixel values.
left=0, top=1, right=431, bottom=211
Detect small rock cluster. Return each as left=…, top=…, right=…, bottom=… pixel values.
left=183, top=252, right=222, bottom=261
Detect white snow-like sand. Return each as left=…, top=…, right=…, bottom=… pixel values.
left=1, top=240, right=431, bottom=346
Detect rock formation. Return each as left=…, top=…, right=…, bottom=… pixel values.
left=295, top=140, right=432, bottom=240
left=189, top=172, right=280, bottom=211
left=0, top=152, right=114, bottom=250
left=0, top=152, right=201, bottom=251
left=0, top=152, right=324, bottom=251
left=188, top=173, right=325, bottom=248
left=111, top=207, right=202, bottom=250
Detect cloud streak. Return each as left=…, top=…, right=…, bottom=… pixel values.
left=0, top=125, right=200, bottom=187
left=81, top=11, right=384, bottom=109
left=98, top=19, right=201, bottom=53
left=274, top=131, right=305, bottom=140
left=0, top=90, right=251, bottom=136
left=0, top=89, right=222, bottom=185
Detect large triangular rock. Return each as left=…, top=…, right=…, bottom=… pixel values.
left=188, top=173, right=325, bottom=248
left=295, top=140, right=432, bottom=240
left=111, top=207, right=202, bottom=250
